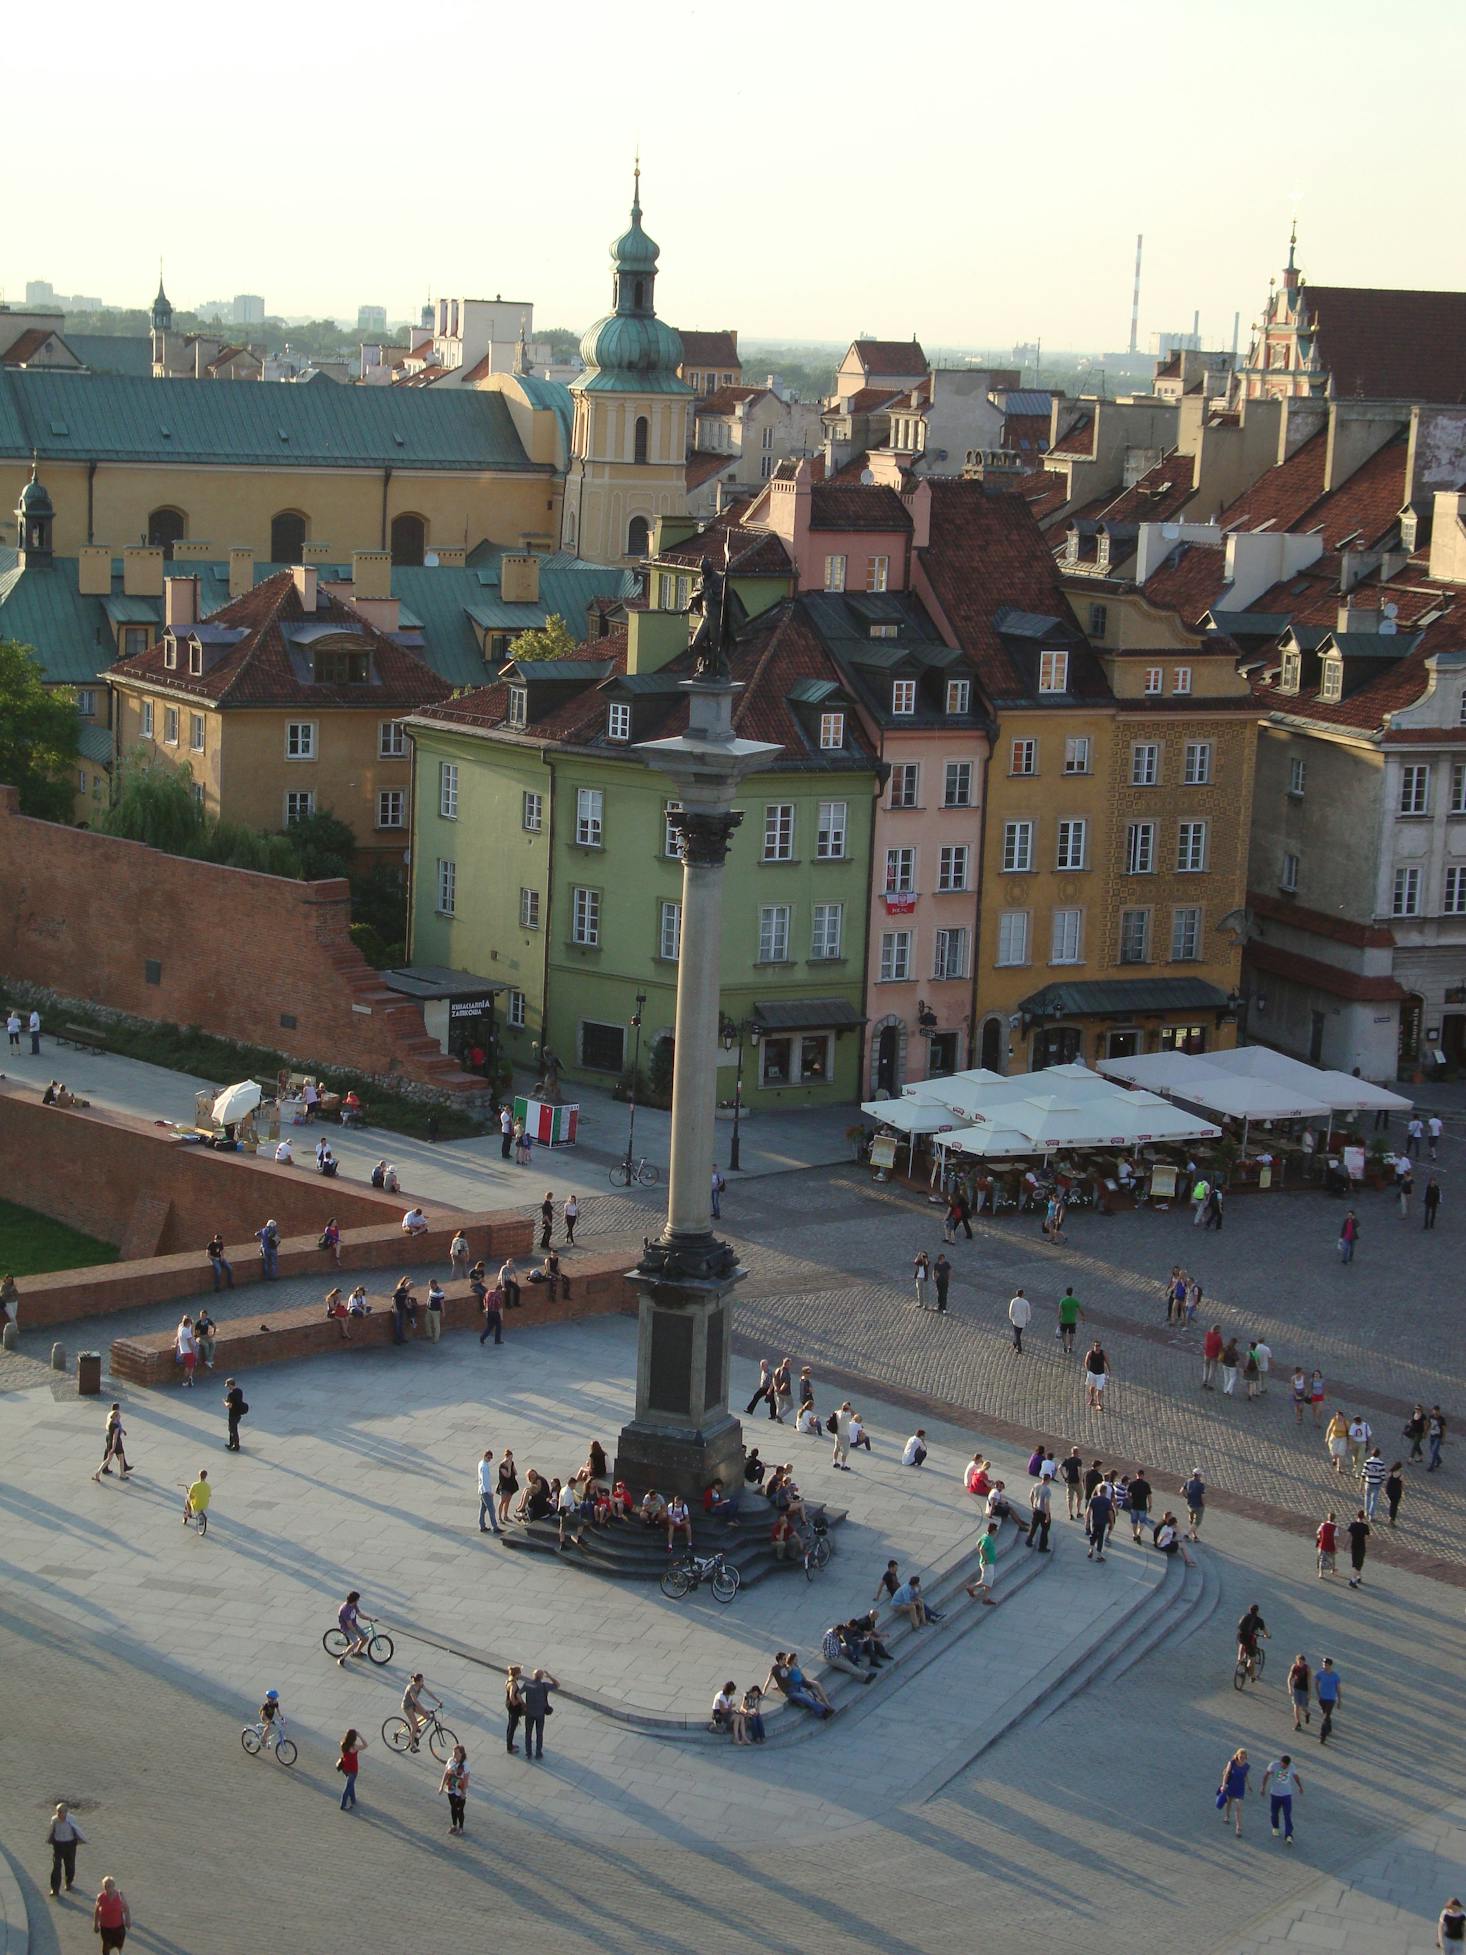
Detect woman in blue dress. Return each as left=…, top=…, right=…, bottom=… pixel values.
left=1219, top=1746, right=1251, bottom=1836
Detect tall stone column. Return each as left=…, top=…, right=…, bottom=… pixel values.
left=613, top=669, right=779, bottom=1504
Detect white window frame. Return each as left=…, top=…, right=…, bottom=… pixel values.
left=1319, top=660, right=1343, bottom=703
left=379, top=720, right=406, bottom=759
left=1171, top=906, right=1202, bottom=961
left=1399, top=764, right=1431, bottom=816
left=163, top=706, right=179, bottom=747
left=607, top=702, right=632, bottom=743
left=377, top=789, right=405, bottom=829
left=1055, top=818, right=1087, bottom=871
left=890, top=763, right=919, bottom=808
left=811, top=902, right=843, bottom=960
left=1392, top=866, right=1421, bottom=917
left=522, top=790, right=543, bottom=832
left=816, top=800, right=847, bottom=860
left=663, top=800, right=682, bottom=856
left=891, top=679, right=917, bottom=716
left=937, top=844, right=969, bottom=892
left=575, top=786, right=604, bottom=848
left=659, top=899, right=681, bottom=961
left=933, top=927, right=968, bottom=980
left=75, top=689, right=96, bottom=716
left=507, top=989, right=526, bottom=1030
left=945, top=679, right=970, bottom=715
left=1125, top=821, right=1155, bottom=875
left=1281, top=851, right=1299, bottom=893
left=507, top=687, right=527, bottom=729
left=1144, top=666, right=1164, bottom=696
left=1176, top=820, right=1208, bottom=873
left=436, top=858, right=456, bottom=915
left=189, top=712, right=205, bottom=753
left=1038, top=649, right=1069, bottom=693
left=1445, top=865, right=1466, bottom=915
left=879, top=929, right=913, bottom=982
left=1002, top=820, right=1033, bottom=873
left=439, top=760, right=459, bottom=820
left=1010, top=738, right=1036, bottom=777
left=758, top=902, right=791, bottom=963
left=885, top=846, right=916, bottom=893
left=823, top=554, right=847, bottom=592
left=519, top=887, right=541, bottom=930
left=141, top=699, right=154, bottom=738
left=995, top=911, right=1030, bottom=967
left=571, top=884, right=601, bottom=944
left=1452, top=764, right=1466, bottom=816
left=763, top=802, right=795, bottom=861
left=1050, top=908, right=1083, bottom=965
left=866, top=554, right=890, bottom=592
left=818, top=711, right=845, bottom=750
left=1288, top=756, right=1306, bottom=797
left=1183, top=741, right=1212, bottom=786
left=1064, top=735, right=1090, bottom=775
left=1172, top=666, right=1192, bottom=696
left=285, top=720, right=316, bottom=761
left=1280, top=651, right=1301, bottom=692
left=1131, top=741, right=1159, bottom=787
left=1119, top=908, right=1151, bottom=963
left=943, top=760, right=973, bottom=808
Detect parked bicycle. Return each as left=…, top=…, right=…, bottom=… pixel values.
left=660, top=1549, right=740, bottom=1603
left=609, top=1156, right=660, bottom=1189
left=241, top=1716, right=297, bottom=1766
left=382, top=1705, right=459, bottom=1763
left=797, top=1512, right=833, bottom=1581
left=322, top=1615, right=394, bottom=1666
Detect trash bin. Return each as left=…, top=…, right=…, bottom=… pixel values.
left=77, top=1351, right=102, bottom=1396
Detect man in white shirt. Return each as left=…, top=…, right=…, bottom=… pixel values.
left=274, top=1138, right=294, bottom=1165
left=27, top=1007, right=41, bottom=1055
left=1406, top=1115, right=1424, bottom=1159
left=1254, top=1338, right=1272, bottom=1392
left=1347, top=1415, right=1372, bottom=1471
left=477, top=1449, right=500, bottom=1536
left=831, top=1401, right=853, bottom=1471
left=901, top=1429, right=928, bottom=1468
left=1008, top=1289, right=1032, bottom=1353
left=1428, top=1114, right=1443, bottom=1160
left=1260, top=1755, right=1302, bottom=1843
left=402, top=1206, right=429, bottom=1236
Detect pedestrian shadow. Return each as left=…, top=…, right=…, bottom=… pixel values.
left=0, top=1482, right=139, bottom=1556
left=198, top=1514, right=414, bottom=1609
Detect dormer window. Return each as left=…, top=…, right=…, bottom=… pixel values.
left=1319, top=659, right=1342, bottom=703
left=507, top=686, right=527, bottom=729
left=163, top=634, right=178, bottom=671
left=314, top=649, right=370, bottom=685
left=607, top=702, right=632, bottom=742
left=1038, top=649, right=1069, bottom=693
left=1096, top=534, right=1111, bottom=573
left=1280, top=650, right=1301, bottom=692
left=945, top=679, right=970, bottom=716
left=869, top=624, right=899, bottom=640
left=892, top=679, right=916, bottom=715
left=188, top=641, right=203, bottom=676
left=818, top=712, right=845, bottom=750
left=1401, top=508, right=1419, bottom=553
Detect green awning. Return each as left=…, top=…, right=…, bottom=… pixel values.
left=1017, top=978, right=1230, bottom=1021
left=753, top=998, right=865, bottom=1033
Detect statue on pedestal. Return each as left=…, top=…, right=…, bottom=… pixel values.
left=688, top=550, right=734, bottom=683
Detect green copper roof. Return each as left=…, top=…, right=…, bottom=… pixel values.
left=576, top=314, right=689, bottom=393
left=0, top=549, right=115, bottom=684
left=0, top=369, right=539, bottom=472
left=610, top=170, right=660, bottom=276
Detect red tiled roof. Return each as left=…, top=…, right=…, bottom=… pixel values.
left=1301, top=286, right=1466, bottom=402
left=916, top=481, right=1107, bottom=705
left=1216, top=430, right=1329, bottom=534
left=655, top=507, right=793, bottom=577
left=1001, top=412, right=1051, bottom=456
left=686, top=449, right=735, bottom=490
left=1017, top=468, right=1071, bottom=522
left=1251, top=605, right=1462, bottom=731
left=850, top=338, right=927, bottom=377
left=679, top=331, right=740, bottom=371
left=830, top=386, right=904, bottom=418
left=2, top=327, right=58, bottom=364
left=1050, top=415, right=1094, bottom=458
left=694, top=385, right=764, bottom=416
left=1248, top=890, right=1395, bottom=948
left=809, top=483, right=912, bottom=532
left=1089, top=449, right=1198, bottom=527
left=108, top=570, right=452, bottom=712
left=1245, top=939, right=1408, bottom=1004
left=1139, top=540, right=1231, bottom=625
left=828, top=451, right=873, bottom=486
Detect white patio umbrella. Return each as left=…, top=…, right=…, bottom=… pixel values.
left=211, top=1079, right=263, bottom=1127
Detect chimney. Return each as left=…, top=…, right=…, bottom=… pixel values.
left=500, top=553, right=540, bottom=605
left=434, top=546, right=466, bottom=569
left=351, top=550, right=392, bottom=601
left=164, top=575, right=199, bottom=630
left=122, top=546, right=164, bottom=597
left=625, top=607, right=687, bottom=676
left=77, top=545, right=112, bottom=597
left=173, top=540, right=213, bottom=562
left=292, top=564, right=319, bottom=612
left=301, top=540, right=333, bottom=564
left=228, top=548, right=254, bottom=599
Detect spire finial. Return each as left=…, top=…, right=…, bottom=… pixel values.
left=632, top=150, right=642, bottom=220
left=1287, top=217, right=1297, bottom=271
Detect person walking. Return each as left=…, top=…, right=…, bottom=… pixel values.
left=1201, top=1323, right=1223, bottom=1390
left=1385, top=1460, right=1404, bottom=1527
left=1404, top=1403, right=1428, bottom=1461
left=1428, top=1404, right=1447, bottom=1471
left=1128, top=1467, right=1153, bottom=1543
left=831, top=1401, right=853, bottom=1472
left=504, top=1666, right=526, bottom=1753
left=1166, top=1267, right=1188, bottom=1327
left=1425, top=1176, right=1442, bottom=1229
left=1316, top=1511, right=1337, bottom=1578
left=1348, top=1414, right=1372, bottom=1473
left=93, top=1875, right=131, bottom=1951
left=495, top=1450, right=519, bottom=1526
left=337, top=1728, right=365, bottom=1810
left=564, top=1195, right=579, bottom=1245
left=1218, top=1747, right=1251, bottom=1837
left=256, top=1217, right=280, bottom=1281
left=1406, top=1114, right=1424, bottom=1159
left=1008, top=1288, right=1031, bottom=1353
left=769, top=1356, right=792, bottom=1422
left=710, top=1165, right=726, bottom=1219
left=1057, top=1286, right=1083, bottom=1352
left=1243, top=1343, right=1260, bottom=1401
left=1060, top=1447, right=1085, bottom=1519
left=1182, top=1468, right=1206, bottom=1543
left=1398, top=1165, right=1414, bottom=1221
left=1429, top=1114, right=1445, bottom=1161
left=520, top=1668, right=559, bottom=1760
left=1438, top=1898, right=1465, bottom=1949
left=745, top=1358, right=773, bottom=1416
left=1084, top=1340, right=1109, bottom=1411
left=933, top=1252, right=952, bottom=1315
left=1360, top=1447, right=1388, bottom=1519
left=964, top=1520, right=999, bottom=1605
left=913, top=1250, right=932, bottom=1310
left=46, top=1802, right=86, bottom=1895
left=1203, top=1183, right=1225, bottom=1231
left=1288, top=1654, right=1312, bottom=1732
left=1085, top=1481, right=1113, bottom=1561
left=1190, top=1173, right=1209, bottom=1227
left=942, top=1193, right=958, bottom=1246
left=1315, top=1658, right=1341, bottom=1743
left=1325, top=1410, right=1350, bottom=1472
left=1026, top=1476, right=1053, bottom=1551
left=1310, top=1368, right=1326, bottom=1426
left=1260, top=1755, right=1302, bottom=1844
left=223, top=1377, right=247, bottom=1452
left=478, top=1449, right=501, bottom=1535
left=206, top=1233, right=234, bottom=1290
left=477, top=1268, right=504, bottom=1347
left=1220, top=1337, right=1240, bottom=1397
left=1346, top=1509, right=1371, bottom=1587
left=175, top=1314, right=197, bottom=1388
left=440, top=1745, right=470, bottom=1834
left=1338, top=1208, right=1360, bottom=1264
left=92, top=1403, right=132, bottom=1482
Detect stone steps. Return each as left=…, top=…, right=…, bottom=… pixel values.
left=496, top=1503, right=849, bottom=1590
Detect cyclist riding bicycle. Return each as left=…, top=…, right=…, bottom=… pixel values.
left=1236, top=1603, right=1270, bottom=1676
left=401, top=1673, right=442, bottom=1752
left=255, top=1689, right=284, bottom=1749
left=337, top=1590, right=368, bottom=1666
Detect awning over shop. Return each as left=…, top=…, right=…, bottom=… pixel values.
left=753, top=998, right=866, bottom=1033
left=1016, top=977, right=1231, bottom=1021
left=381, top=966, right=505, bottom=1018
left=1097, top=1051, right=1332, bottom=1121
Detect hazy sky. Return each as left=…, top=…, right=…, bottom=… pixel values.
left=9, top=0, right=1465, bottom=354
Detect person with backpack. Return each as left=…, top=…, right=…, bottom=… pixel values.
left=223, top=1377, right=248, bottom=1451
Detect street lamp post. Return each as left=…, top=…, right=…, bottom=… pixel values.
left=719, top=1013, right=759, bottom=1172
left=621, top=990, right=648, bottom=1180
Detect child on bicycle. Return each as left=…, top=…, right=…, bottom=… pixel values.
left=255, top=1689, right=284, bottom=1750
left=181, top=1470, right=212, bottom=1535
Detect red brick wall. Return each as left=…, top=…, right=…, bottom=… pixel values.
left=0, top=1086, right=466, bottom=1270
left=0, top=785, right=477, bottom=1093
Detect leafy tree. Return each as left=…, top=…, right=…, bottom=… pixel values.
left=98, top=753, right=207, bottom=852
left=0, top=641, right=81, bottom=822
left=204, top=819, right=301, bottom=877
left=509, top=613, right=579, bottom=661
left=540, top=327, right=581, bottom=359
left=351, top=861, right=408, bottom=946
left=282, top=807, right=356, bottom=881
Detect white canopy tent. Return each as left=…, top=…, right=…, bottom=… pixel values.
left=931, top=1074, right=1220, bottom=1165
left=861, top=1098, right=964, bottom=1175
left=1202, top=1046, right=1412, bottom=1115
left=1096, top=1052, right=1332, bottom=1121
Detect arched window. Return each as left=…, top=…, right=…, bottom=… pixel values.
left=270, top=511, right=307, bottom=563
left=633, top=415, right=649, bottom=465
left=390, top=512, right=426, bottom=566
left=626, top=515, right=650, bottom=558
left=146, top=508, right=186, bottom=560
left=633, top=279, right=645, bottom=310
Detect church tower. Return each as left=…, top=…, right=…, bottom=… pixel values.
left=561, top=166, right=692, bottom=564
left=151, top=270, right=176, bottom=377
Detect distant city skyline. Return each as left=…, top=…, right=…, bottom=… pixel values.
left=8, top=0, right=1465, bottom=353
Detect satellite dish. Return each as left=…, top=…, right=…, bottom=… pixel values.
left=1161, top=523, right=1180, bottom=540
left=1382, top=601, right=1398, bottom=617
left=1380, top=618, right=1397, bottom=635
left=859, top=468, right=874, bottom=485
left=423, top=550, right=439, bottom=567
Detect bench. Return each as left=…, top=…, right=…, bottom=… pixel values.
left=110, top=1249, right=637, bottom=1386
left=57, top=1023, right=118, bottom=1055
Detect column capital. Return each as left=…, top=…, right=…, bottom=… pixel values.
left=670, top=807, right=742, bottom=867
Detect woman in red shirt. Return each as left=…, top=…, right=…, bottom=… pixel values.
left=93, top=1876, right=131, bottom=1951
left=338, top=1727, right=366, bottom=1810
